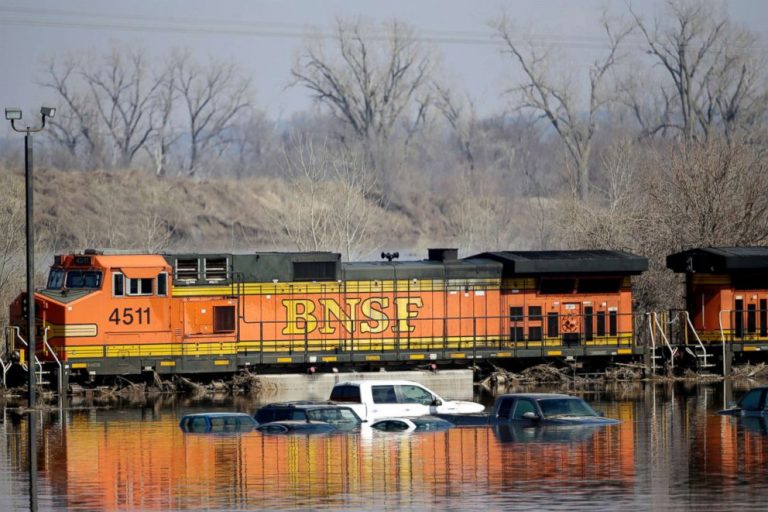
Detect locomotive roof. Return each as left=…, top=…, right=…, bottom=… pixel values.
left=343, top=257, right=502, bottom=281
left=162, top=251, right=502, bottom=284
left=472, top=250, right=648, bottom=276
left=667, top=247, right=768, bottom=273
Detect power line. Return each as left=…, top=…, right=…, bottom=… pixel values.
left=1, top=5, right=765, bottom=52
left=0, top=5, right=644, bottom=50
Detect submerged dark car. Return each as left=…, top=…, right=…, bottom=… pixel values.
left=438, top=393, right=619, bottom=427
left=719, top=386, right=768, bottom=416
left=179, top=412, right=258, bottom=433
left=254, top=401, right=364, bottom=433
left=256, top=420, right=338, bottom=434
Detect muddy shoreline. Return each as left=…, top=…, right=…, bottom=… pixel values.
left=2, top=362, right=767, bottom=408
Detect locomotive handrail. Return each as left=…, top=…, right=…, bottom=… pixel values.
left=9, top=325, right=45, bottom=382
left=646, top=313, right=657, bottom=375
left=652, top=312, right=677, bottom=373
left=719, top=310, right=731, bottom=377
left=1, top=327, right=11, bottom=388
left=681, top=311, right=711, bottom=369
left=42, top=326, right=64, bottom=397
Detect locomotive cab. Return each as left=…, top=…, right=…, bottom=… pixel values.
left=8, top=250, right=175, bottom=381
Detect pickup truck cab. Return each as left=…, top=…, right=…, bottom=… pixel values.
left=329, top=379, right=485, bottom=421
left=437, top=393, right=619, bottom=427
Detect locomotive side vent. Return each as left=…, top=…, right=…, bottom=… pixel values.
left=176, top=258, right=199, bottom=283
left=204, top=257, right=229, bottom=282
left=294, top=261, right=336, bottom=281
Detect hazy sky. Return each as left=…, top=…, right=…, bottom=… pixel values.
left=1, top=0, right=766, bottom=134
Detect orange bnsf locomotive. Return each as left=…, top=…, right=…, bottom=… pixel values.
left=6, top=248, right=647, bottom=385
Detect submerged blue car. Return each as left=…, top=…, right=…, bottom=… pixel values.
left=179, top=412, right=258, bottom=433
left=719, top=386, right=768, bottom=416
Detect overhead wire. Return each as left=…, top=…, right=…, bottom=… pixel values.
left=0, top=4, right=659, bottom=50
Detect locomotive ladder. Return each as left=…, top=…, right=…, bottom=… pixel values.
left=1, top=327, right=12, bottom=388
left=6, top=326, right=64, bottom=396
left=681, top=311, right=714, bottom=371
left=649, top=312, right=677, bottom=375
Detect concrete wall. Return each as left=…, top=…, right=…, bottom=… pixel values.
left=256, top=369, right=475, bottom=402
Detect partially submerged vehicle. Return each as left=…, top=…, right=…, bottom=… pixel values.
left=256, top=420, right=339, bottom=435
left=254, top=401, right=364, bottom=433
left=179, top=412, right=258, bottom=433
left=438, top=393, right=619, bottom=427
left=329, top=380, right=485, bottom=421
left=719, top=386, right=768, bottom=416
left=369, top=416, right=454, bottom=433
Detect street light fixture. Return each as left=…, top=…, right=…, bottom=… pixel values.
left=5, top=106, right=56, bottom=408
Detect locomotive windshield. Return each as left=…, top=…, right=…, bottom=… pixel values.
left=47, top=269, right=103, bottom=289
left=47, top=269, right=65, bottom=289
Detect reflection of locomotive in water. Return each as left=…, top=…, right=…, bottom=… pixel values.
left=5, top=248, right=648, bottom=387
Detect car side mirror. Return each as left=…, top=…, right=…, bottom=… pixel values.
left=597, top=411, right=605, bottom=417
left=432, top=398, right=442, bottom=406
left=522, top=411, right=539, bottom=420
left=727, top=401, right=736, bottom=408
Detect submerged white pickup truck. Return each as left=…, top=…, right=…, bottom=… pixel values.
left=328, top=379, right=485, bottom=421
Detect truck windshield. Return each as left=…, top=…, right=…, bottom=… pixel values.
left=538, top=398, right=598, bottom=418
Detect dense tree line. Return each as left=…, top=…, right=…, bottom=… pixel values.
left=0, top=0, right=767, bottom=320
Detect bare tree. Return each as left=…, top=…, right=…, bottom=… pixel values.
left=40, top=57, right=103, bottom=169
left=171, top=51, right=252, bottom=176
left=144, top=63, right=178, bottom=176
left=493, top=13, right=633, bottom=200
left=434, top=84, right=478, bottom=171
left=328, top=149, right=381, bottom=260
left=266, top=138, right=382, bottom=259
left=81, top=46, right=163, bottom=168
left=0, top=174, right=25, bottom=326
left=628, top=0, right=767, bottom=141
left=291, top=19, right=435, bottom=168
left=647, top=137, right=768, bottom=248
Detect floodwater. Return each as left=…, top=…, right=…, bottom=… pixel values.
left=1, top=381, right=767, bottom=511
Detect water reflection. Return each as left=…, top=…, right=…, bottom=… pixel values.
left=2, top=382, right=768, bottom=511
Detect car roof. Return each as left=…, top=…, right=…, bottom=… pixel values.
left=181, top=412, right=253, bottom=418
left=334, top=380, right=427, bottom=386
left=261, top=401, right=353, bottom=409
left=496, top=393, right=577, bottom=400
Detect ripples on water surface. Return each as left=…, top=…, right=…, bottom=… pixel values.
left=2, top=381, right=768, bottom=511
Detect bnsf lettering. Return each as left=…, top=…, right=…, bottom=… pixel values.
left=281, top=297, right=424, bottom=335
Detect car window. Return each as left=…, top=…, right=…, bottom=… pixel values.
left=497, top=398, right=514, bottom=419
left=330, top=385, right=361, bottom=403
left=512, top=399, right=537, bottom=419
left=398, top=385, right=433, bottom=405
left=372, top=385, right=398, bottom=404
left=372, top=420, right=410, bottom=432
left=188, top=417, right=209, bottom=433
left=739, top=389, right=765, bottom=410
left=306, top=408, right=359, bottom=425
left=538, top=398, right=597, bottom=418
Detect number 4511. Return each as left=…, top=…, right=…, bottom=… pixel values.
left=109, top=307, right=151, bottom=325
